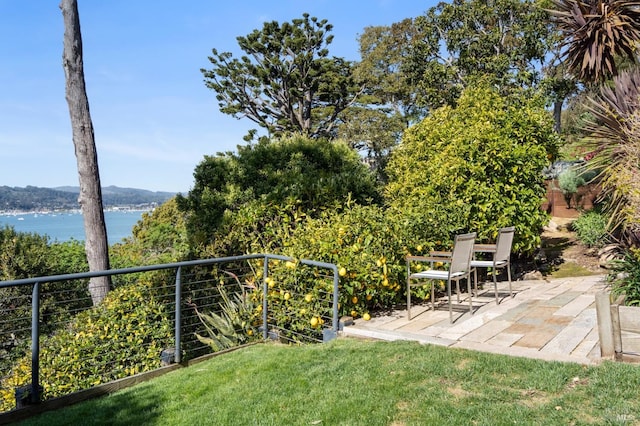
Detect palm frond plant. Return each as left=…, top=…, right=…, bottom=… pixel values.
left=582, top=69, right=640, bottom=245
left=548, top=0, right=640, bottom=83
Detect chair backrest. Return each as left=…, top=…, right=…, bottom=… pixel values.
left=449, top=232, right=476, bottom=275
left=495, top=226, right=515, bottom=263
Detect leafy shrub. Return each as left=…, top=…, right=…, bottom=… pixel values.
left=0, top=231, right=90, bottom=382
left=177, top=134, right=381, bottom=245
left=110, top=197, right=189, bottom=269
left=283, top=204, right=408, bottom=319
left=609, top=248, right=640, bottom=306
left=572, top=211, right=608, bottom=248
left=385, top=84, right=559, bottom=254
left=0, top=283, right=172, bottom=411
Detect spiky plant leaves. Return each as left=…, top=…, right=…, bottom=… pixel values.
left=582, top=69, right=640, bottom=243
left=548, top=0, right=640, bottom=83
left=192, top=278, right=256, bottom=352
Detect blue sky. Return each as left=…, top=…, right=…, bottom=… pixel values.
left=0, top=1, right=436, bottom=193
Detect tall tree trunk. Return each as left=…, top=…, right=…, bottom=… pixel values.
left=553, top=99, right=563, bottom=133
left=60, top=0, right=111, bottom=305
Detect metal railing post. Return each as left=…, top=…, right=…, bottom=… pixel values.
left=332, top=266, right=339, bottom=334
left=262, top=256, right=269, bottom=340
left=31, top=281, right=41, bottom=404
left=175, top=266, right=182, bottom=364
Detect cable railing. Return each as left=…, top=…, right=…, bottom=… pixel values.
left=0, top=253, right=339, bottom=413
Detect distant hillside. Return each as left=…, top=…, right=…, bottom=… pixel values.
left=0, top=185, right=176, bottom=211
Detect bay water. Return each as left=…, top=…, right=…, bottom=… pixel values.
left=0, top=210, right=148, bottom=245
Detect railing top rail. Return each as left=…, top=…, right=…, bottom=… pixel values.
left=0, top=253, right=338, bottom=289
left=0, top=253, right=265, bottom=289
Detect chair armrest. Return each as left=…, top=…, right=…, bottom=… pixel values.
left=473, top=244, right=497, bottom=253
left=406, top=255, right=451, bottom=263
left=428, top=251, right=452, bottom=257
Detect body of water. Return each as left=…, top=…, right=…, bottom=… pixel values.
left=0, top=210, right=148, bottom=244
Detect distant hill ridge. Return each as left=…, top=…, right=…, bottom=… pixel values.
left=0, top=185, right=176, bottom=211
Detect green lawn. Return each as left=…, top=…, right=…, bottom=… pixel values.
left=18, top=338, right=640, bottom=425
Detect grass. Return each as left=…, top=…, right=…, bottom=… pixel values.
left=549, top=261, right=598, bottom=279
left=17, top=339, right=640, bottom=425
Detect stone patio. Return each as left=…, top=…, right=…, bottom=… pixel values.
left=341, top=274, right=608, bottom=365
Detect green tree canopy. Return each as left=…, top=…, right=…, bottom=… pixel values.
left=202, top=14, right=359, bottom=139
left=385, top=84, right=559, bottom=253
left=177, top=135, right=380, bottom=245
left=364, top=0, right=554, bottom=112
left=349, top=0, right=557, bottom=159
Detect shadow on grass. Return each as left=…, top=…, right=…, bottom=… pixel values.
left=17, top=382, right=169, bottom=426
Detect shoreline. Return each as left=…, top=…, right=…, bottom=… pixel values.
left=0, top=206, right=154, bottom=216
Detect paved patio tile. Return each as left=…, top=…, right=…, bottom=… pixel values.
left=542, top=324, right=593, bottom=355
left=460, top=319, right=513, bottom=343
left=554, top=294, right=597, bottom=317
left=485, top=332, right=524, bottom=347
left=341, top=275, right=608, bottom=365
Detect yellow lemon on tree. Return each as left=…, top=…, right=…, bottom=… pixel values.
left=285, top=261, right=296, bottom=269
left=284, top=292, right=291, bottom=301
left=304, top=294, right=313, bottom=303
left=339, top=267, right=347, bottom=277
left=310, top=317, right=319, bottom=328
left=363, top=313, right=371, bottom=321
left=352, top=296, right=358, bottom=304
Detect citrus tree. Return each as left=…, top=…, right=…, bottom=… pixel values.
left=385, top=83, right=559, bottom=254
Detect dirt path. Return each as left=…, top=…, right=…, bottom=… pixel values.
left=540, top=217, right=603, bottom=274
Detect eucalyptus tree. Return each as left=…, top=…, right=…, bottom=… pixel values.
left=60, top=0, right=111, bottom=305
left=202, top=14, right=360, bottom=140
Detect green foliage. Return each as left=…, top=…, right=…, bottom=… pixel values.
left=198, top=202, right=424, bottom=325
left=47, top=240, right=88, bottom=274
left=0, top=230, right=90, bottom=375
left=110, top=197, right=189, bottom=268
left=0, top=226, right=51, bottom=281
left=581, top=69, right=640, bottom=245
left=201, top=13, right=357, bottom=139
left=558, top=167, right=586, bottom=208
left=572, top=210, right=609, bottom=248
left=609, top=248, right=640, bottom=306
left=406, top=0, right=554, bottom=110
left=178, top=135, right=380, bottom=246
left=385, top=84, right=559, bottom=254
left=282, top=205, right=408, bottom=319
left=193, top=281, right=257, bottom=352
left=0, top=283, right=173, bottom=411
left=336, top=106, right=405, bottom=181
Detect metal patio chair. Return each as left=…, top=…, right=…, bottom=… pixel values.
left=406, top=232, right=476, bottom=323
left=470, top=226, right=515, bottom=304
